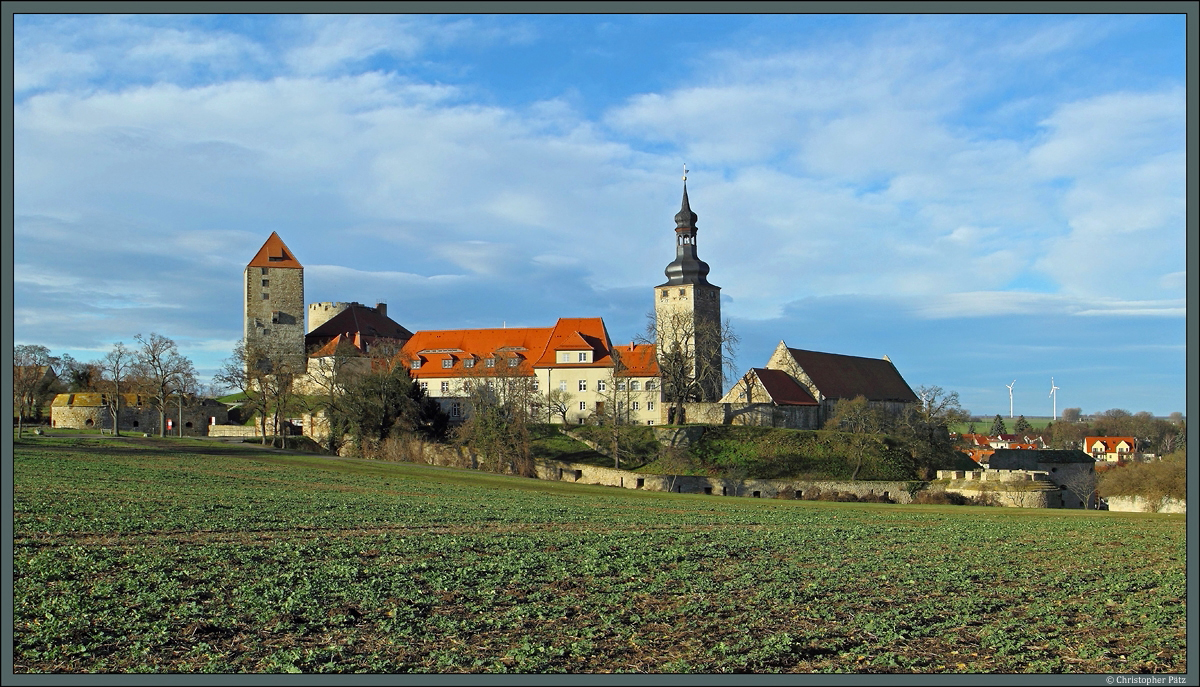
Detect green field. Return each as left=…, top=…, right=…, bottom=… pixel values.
left=13, top=436, right=1186, bottom=674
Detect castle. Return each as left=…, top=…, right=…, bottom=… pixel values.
left=244, top=182, right=917, bottom=430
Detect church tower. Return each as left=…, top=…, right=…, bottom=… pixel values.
left=244, top=232, right=306, bottom=373
left=654, top=176, right=723, bottom=402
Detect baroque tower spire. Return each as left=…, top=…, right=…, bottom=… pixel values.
left=662, top=176, right=712, bottom=286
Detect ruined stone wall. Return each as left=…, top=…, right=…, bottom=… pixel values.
left=672, top=402, right=821, bottom=429
left=52, top=403, right=228, bottom=436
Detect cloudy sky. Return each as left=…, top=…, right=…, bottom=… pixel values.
left=12, top=13, right=1188, bottom=417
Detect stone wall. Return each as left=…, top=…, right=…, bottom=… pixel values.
left=245, top=263, right=306, bottom=371
left=934, top=470, right=1063, bottom=508
left=1106, top=495, right=1186, bottom=514
left=51, top=396, right=229, bottom=436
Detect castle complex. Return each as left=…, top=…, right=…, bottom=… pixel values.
left=240, top=181, right=917, bottom=429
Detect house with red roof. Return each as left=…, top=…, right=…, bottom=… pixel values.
left=400, top=317, right=661, bottom=425
left=1083, top=436, right=1139, bottom=462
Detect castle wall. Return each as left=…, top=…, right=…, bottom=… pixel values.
left=51, top=401, right=228, bottom=436
left=307, top=302, right=353, bottom=333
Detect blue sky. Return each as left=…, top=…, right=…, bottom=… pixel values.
left=12, top=13, right=1188, bottom=417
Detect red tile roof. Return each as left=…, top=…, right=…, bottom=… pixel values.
left=1084, top=436, right=1137, bottom=453
left=611, top=343, right=659, bottom=377
left=786, top=348, right=918, bottom=403
left=247, top=232, right=302, bottom=269
left=306, top=303, right=414, bottom=355
left=751, top=368, right=819, bottom=405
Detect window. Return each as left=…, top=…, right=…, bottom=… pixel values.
left=464, top=358, right=475, bottom=368
left=560, top=352, right=570, bottom=363
left=486, top=358, right=496, bottom=368
left=647, top=420, right=655, bottom=426
left=617, top=401, right=624, bottom=411
left=508, top=358, right=519, bottom=367
left=411, top=359, right=422, bottom=369
left=559, top=380, right=567, bottom=391
left=632, top=401, right=640, bottom=411
left=531, top=379, right=539, bottom=391
left=262, top=279, right=269, bottom=287
left=597, top=380, right=606, bottom=392
left=631, top=381, right=640, bottom=391
left=451, top=402, right=462, bottom=417
left=679, top=289, right=686, bottom=296
left=647, top=401, right=655, bottom=411
left=440, top=381, right=450, bottom=394
left=261, top=267, right=269, bottom=275
left=262, top=293, right=269, bottom=300
left=463, top=381, right=472, bottom=392
left=578, top=352, right=588, bottom=362
left=579, top=401, right=587, bottom=411
left=271, top=311, right=280, bottom=324
left=646, top=380, right=656, bottom=390
left=261, top=328, right=271, bottom=335
left=578, top=380, right=587, bottom=392
left=442, top=359, right=453, bottom=368
left=420, top=381, right=428, bottom=392
left=661, top=289, right=668, bottom=299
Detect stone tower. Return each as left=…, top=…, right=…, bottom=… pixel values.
left=654, top=182, right=723, bottom=402
left=244, top=232, right=306, bottom=373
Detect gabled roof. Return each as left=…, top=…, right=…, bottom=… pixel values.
left=751, top=368, right=819, bottom=406
left=611, top=343, right=659, bottom=377
left=1084, top=436, right=1137, bottom=452
left=307, top=333, right=364, bottom=359
left=306, top=304, right=414, bottom=353
left=532, top=318, right=613, bottom=367
left=785, top=348, right=918, bottom=403
left=247, top=232, right=302, bottom=269
left=990, top=448, right=1096, bottom=465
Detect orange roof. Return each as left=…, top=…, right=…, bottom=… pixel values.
left=611, top=343, right=659, bottom=377
left=308, top=333, right=364, bottom=359
left=1084, top=436, right=1136, bottom=452
left=400, top=317, right=621, bottom=378
left=247, top=232, right=302, bottom=269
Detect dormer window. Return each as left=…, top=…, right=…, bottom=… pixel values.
left=442, top=358, right=453, bottom=369
left=577, top=352, right=589, bottom=363
left=464, top=358, right=475, bottom=368
left=559, top=352, right=570, bottom=363
left=411, top=359, right=422, bottom=369
left=507, top=358, right=519, bottom=367
left=486, top=358, right=496, bottom=368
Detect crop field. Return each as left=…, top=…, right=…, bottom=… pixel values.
left=13, top=436, right=1187, bottom=674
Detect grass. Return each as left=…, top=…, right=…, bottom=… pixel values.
left=13, top=435, right=1186, bottom=674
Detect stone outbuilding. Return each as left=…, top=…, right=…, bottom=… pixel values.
left=987, top=448, right=1097, bottom=508
left=50, top=393, right=230, bottom=436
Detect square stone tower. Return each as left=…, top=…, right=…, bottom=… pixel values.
left=654, top=182, right=723, bottom=402
left=244, top=232, right=305, bottom=373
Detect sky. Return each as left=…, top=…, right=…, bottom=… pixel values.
left=11, top=13, right=1190, bottom=417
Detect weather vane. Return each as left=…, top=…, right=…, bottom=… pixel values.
left=682, top=164, right=688, bottom=182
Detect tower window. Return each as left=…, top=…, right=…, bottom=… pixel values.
left=262, top=293, right=269, bottom=299
left=262, top=328, right=270, bottom=335
left=679, top=289, right=686, bottom=296
left=261, top=267, right=268, bottom=275
left=262, top=279, right=269, bottom=287
left=271, top=311, right=280, bottom=324
left=661, top=290, right=668, bottom=299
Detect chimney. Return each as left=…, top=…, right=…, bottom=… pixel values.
left=375, top=302, right=387, bottom=318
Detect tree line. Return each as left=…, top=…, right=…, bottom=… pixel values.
left=14, top=334, right=199, bottom=439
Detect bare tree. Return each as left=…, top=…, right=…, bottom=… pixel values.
left=214, top=340, right=273, bottom=445
left=824, top=396, right=887, bottom=480
left=14, top=345, right=59, bottom=438
left=132, top=333, right=197, bottom=437
left=101, top=342, right=133, bottom=436
left=1059, top=467, right=1099, bottom=509
left=454, top=353, right=539, bottom=476
left=642, top=309, right=738, bottom=424
left=545, top=388, right=574, bottom=424
left=595, top=348, right=636, bottom=469
left=301, top=338, right=366, bottom=453
left=895, top=385, right=971, bottom=478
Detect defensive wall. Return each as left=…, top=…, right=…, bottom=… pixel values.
left=50, top=394, right=229, bottom=436
left=934, top=469, right=1063, bottom=508
left=1106, top=495, right=1186, bottom=514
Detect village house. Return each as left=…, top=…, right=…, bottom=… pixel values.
left=1082, top=436, right=1141, bottom=462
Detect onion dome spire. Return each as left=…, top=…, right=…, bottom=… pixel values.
left=661, top=166, right=711, bottom=286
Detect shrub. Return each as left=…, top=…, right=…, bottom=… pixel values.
left=1099, top=451, right=1185, bottom=503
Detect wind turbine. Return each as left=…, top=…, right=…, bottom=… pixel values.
left=1006, top=380, right=1016, bottom=419
left=1049, top=377, right=1060, bottom=420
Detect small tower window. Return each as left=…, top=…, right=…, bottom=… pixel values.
left=261, top=267, right=268, bottom=275
left=661, top=290, right=668, bottom=299
left=679, top=289, right=686, bottom=297
left=271, top=311, right=280, bottom=324
left=262, top=279, right=269, bottom=287
left=262, top=293, right=269, bottom=299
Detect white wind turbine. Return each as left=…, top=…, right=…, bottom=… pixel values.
left=1049, top=377, right=1060, bottom=420
left=1006, top=380, right=1016, bottom=419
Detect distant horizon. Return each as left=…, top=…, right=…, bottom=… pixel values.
left=13, top=13, right=1188, bottom=417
